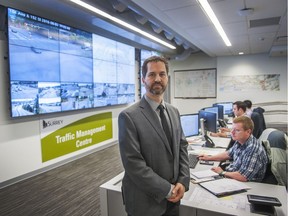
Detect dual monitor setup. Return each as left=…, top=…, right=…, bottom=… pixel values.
left=180, top=102, right=233, bottom=146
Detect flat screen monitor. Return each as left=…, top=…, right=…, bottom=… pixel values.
left=7, top=7, right=136, bottom=117
left=212, top=104, right=224, bottom=119
left=198, top=110, right=217, bottom=133
left=180, top=114, right=199, bottom=137
left=214, top=102, right=233, bottom=115
left=203, top=106, right=219, bottom=120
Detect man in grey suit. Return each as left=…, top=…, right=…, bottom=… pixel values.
left=118, top=56, right=190, bottom=216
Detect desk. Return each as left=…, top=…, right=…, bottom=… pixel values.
left=187, top=135, right=231, bottom=149
left=100, top=137, right=287, bottom=216
left=100, top=171, right=287, bottom=216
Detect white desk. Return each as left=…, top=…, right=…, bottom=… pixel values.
left=181, top=181, right=287, bottom=216
left=100, top=136, right=287, bottom=216
left=100, top=172, right=287, bottom=216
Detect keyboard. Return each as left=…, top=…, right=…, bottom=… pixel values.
left=188, top=154, right=199, bottom=169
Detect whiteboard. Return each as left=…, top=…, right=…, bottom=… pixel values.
left=174, top=68, right=216, bottom=98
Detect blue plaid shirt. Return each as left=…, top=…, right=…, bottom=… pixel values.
left=227, top=135, right=268, bottom=182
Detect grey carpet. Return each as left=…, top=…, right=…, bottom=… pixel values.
left=0, top=144, right=124, bottom=216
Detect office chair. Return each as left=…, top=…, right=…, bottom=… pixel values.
left=259, top=128, right=287, bottom=187
left=253, top=107, right=267, bottom=133
left=251, top=112, right=264, bottom=139
left=218, top=139, right=235, bottom=170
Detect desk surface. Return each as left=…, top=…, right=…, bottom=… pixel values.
left=100, top=171, right=287, bottom=216
left=182, top=180, right=287, bottom=216
left=100, top=136, right=287, bottom=216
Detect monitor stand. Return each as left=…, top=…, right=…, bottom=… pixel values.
left=199, top=118, right=206, bottom=141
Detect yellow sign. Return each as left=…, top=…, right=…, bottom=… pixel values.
left=41, top=112, right=112, bottom=162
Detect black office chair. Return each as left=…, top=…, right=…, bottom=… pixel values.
left=219, top=139, right=235, bottom=170
left=251, top=112, right=264, bottom=139
left=252, top=107, right=267, bottom=138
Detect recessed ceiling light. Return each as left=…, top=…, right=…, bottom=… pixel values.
left=239, top=52, right=244, bottom=55
left=198, top=0, right=232, bottom=47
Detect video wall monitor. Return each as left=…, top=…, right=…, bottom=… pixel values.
left=213, top=104, right=224, bottom=120
left=214, top=102, right=233, bottom=115
left=180, top=114, right=199, bottom=137
left=203, top=106, right=219, bottom=120
left=198, top=110, right=217, bottom=133
left=7, top=7, right=135, bottom=117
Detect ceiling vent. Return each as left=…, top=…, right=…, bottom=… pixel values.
left=249, top=17, right=281, bottom=28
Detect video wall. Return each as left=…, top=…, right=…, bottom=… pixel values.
left=7, top=7, right=135, bottom=117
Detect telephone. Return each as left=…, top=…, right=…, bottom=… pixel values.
left=218, top=119, right=227, bottom=128
left=203, top=134, right=215, bottom=148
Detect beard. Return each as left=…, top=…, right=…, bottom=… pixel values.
left=146, top=82, right=167, bottom=95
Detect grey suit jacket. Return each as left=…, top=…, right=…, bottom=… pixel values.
left=118, top=97, right=190, bottom=216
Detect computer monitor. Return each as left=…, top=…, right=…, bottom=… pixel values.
left=203, top=106, right=219, bottom=120
left=213, top=102, right=233, bottom=115
left=198, top=110, right=217, bottom=133
left=213, top=104, right=224, bottom=120
left=180, top=114, right=199, bottom=137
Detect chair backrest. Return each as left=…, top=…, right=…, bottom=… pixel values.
left=251, top=112, right=262, bottom=138
left=253, top=107, right=267, bottom=129
left=259, top=128, right=287, bottom=188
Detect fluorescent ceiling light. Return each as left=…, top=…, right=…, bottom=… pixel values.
left=69, top=0, right=176, bottom=49
left=198, top=0, right=232, bottom=47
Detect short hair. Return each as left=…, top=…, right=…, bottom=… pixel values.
left=233, top=101, right=247, bottom=112
left=244, top=100, right=252, bottom=109
left=233, top=116, right=254, bottom=131
left=142, top=56, right=169, bottom=78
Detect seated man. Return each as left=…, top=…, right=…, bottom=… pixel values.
left=244, top=99, right=253, bottom=117
left=198, top=116, right=269, bottom=182
left=210, top=101, right=247, bottom=138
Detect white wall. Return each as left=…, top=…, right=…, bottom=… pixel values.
left=170, top=52, right=287, bottom=128
left=217, top=54, right=287, bottom=104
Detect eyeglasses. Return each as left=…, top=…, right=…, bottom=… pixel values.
left=231, top=128, right=244, bottom=133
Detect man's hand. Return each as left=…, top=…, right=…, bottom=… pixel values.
left=198, top=154, right=210, bottom=161
left=167, top=183, right=185, bottom=203
left=211, top=166, right=223, bottom=174
left=220, top=128, right=230, bottom=132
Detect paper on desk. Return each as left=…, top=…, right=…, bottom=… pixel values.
left=190, top=169, right=218, bottom=184
left=191, top=169, right=219, bottom=179
left=186, top=137, right=204, bottom=145
left=186, top=187, right=249, bottom=212
left=210, top=136, right=231, bottom=148
left=199, top=178, right=251, bottom=197
left=190, top=148, right=223, bottom=156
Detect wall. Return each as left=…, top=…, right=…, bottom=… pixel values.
left=217, top=54, right=287, bottom=104
left=217, top=54, right=287, bottom=128
left=170, top=52, right=287, bottom=130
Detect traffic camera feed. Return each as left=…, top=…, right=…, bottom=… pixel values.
left=7, top=7, right=135, bottom=117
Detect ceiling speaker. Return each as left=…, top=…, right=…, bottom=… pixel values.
left=238, top=8, right=254, bottom=16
